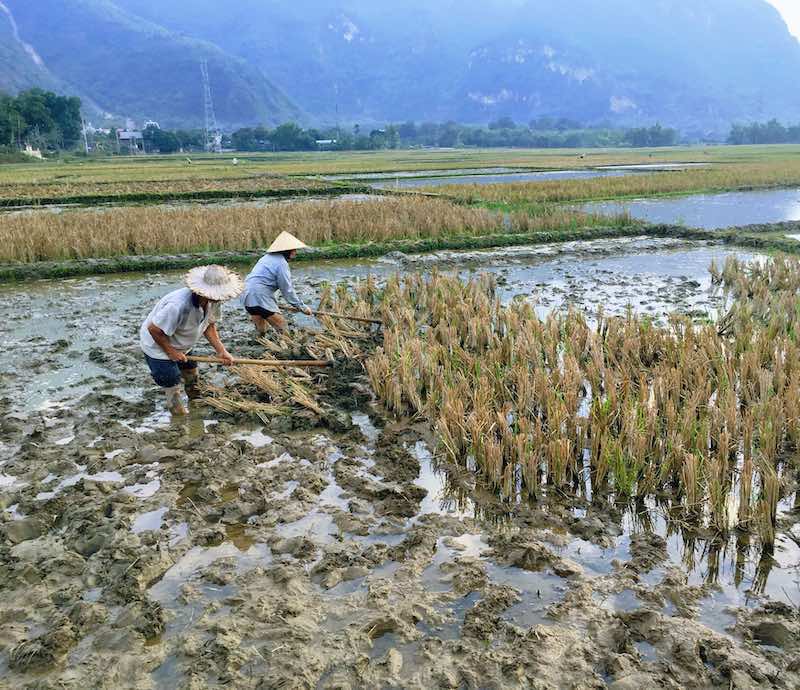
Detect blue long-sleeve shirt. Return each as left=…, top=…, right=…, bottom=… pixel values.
left=242, top=253, right=307, bottom=313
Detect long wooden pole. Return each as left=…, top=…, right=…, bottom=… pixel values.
left=289, top=307, right=382, bottom=325
left=186, top=355, right=330, bottom=368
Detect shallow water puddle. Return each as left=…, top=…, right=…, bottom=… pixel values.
left=276, top=511, right=338, bottom=542
left=124, top=479, right=161, bottom=499
left=351, top=412, right=380, bottom=445
left=232, top=428, right=274, bottom=447
left=410, top=441, right=473, bottom=517
left=169, top=522, right=189, bottom=546
left=131, top=507, right=169, bottom=534
left=325, top=560, right=401, bottom=597
left=555, top=537, right=622, bottom=576
left=3, top=503, right=25, bottom=520
left=635, top=640, right=659, bottom=661
left=225, top=523, right=256, bottom=551
left=319, top=476, right=348, bottom=510
left=324, top=167, right=522, bottom=181
left=149, top=542, right=272, bottom=603
left=416, top=591, right=482, bottom=641
left=35, top=467, right=124, bottom=500
left=0, top=473, right=23, bottom=489
left=419, top=535, right=565, bottom=630
left=371, top=167, right=663, bottom=189
left=489, top=562, right=566, bottom=628
left=592, top=589, right=641, bottom=613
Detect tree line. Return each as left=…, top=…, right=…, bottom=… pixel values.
left=228, top=120, right=680, bottom=152
left=727, top=119, right=800, bottom=145
left=0, top=89, right=82, bottom=151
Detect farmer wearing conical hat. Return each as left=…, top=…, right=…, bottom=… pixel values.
left=140, top=265, right=243, bottom=415
left=242, top=231, right=312, bottom=334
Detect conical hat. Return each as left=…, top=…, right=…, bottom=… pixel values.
left=267, top=231, right=308, bottom=253
left=185, top=264, right=244, bottom=301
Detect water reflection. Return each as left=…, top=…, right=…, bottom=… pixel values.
left=422, top=450, right=800, bottom=606
left=583, top=188, right=800, bottom=230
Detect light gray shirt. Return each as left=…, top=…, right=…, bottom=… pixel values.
left=140, top=288, right=219, bottom=360
left=242, top=253, right=307, bottom=313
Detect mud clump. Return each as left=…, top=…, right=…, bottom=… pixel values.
left=738, top=602, right=800, bottom=652
left=462, top=585, right=519, bottom=640
left=8, top=616, right=76, bottom=672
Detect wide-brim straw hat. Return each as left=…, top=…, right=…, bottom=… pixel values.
left=267, top=231, right=308, bottom=253
left=185, top=265, right=244, bottom=301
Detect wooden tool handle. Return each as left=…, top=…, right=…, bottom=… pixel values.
left=289, top=307, right=382, bottom=325
left=186, top=355, right=329, bottom=367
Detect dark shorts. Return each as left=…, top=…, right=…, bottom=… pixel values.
left=144, top=353, right=197, bottom=388
left=245, top=305, right=277, bottom=319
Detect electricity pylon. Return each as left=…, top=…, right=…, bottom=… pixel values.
left=200, top=60, right=221, bottom=153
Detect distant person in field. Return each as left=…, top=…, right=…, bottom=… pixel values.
left=140, top=265, right=243, bottom=415
left=242, top=232, right=312, bottom=334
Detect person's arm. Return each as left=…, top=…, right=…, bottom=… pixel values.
left=204, top=323, right=233, bottom=365
left=277, top=263, right=312, bottom=315
left=147, top=323, right=187, bottom=362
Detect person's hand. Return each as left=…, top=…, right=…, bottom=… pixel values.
left=217, top=349, right=234, bottom=366
left=169, top=349, right=188, bottom=363
left=302, top=306, right=313, bottom=316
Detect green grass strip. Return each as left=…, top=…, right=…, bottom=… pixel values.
left=3, top=222, right=799, bottom=283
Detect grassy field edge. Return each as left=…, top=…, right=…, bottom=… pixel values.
left=3, top=221, right=800, bottom=283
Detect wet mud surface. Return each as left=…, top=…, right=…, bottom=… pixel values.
left=1, top=237, right=799, bottom=688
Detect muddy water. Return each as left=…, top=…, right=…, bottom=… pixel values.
left=1, top=238, right=798, bottom=688
left=583, top=188, right=800, bottom=230
left=322, top=167, right=523, bottom=181
left=325, top=163, right=708, bottom=190
left=372, top=168, right=637, bottom=189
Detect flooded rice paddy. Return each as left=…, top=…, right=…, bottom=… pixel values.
left=319, top=163, right=708, bottom=190
left=583, top=188, right=800, bottom=230
left=366, top=164, right=707, bottom=189
left=371, top=169, right=635, bottom=189
left=1, top=236, right=798, bottom=688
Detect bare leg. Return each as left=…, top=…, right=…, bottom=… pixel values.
left=250, top=314, right=268, bottom=335
left=165, top=384, right=188, bottom=415
left=181, top=368, right=201, bottom=399
left=251, top=312, right=288, bottom=334
left=267, top=313, right=288, bottom=331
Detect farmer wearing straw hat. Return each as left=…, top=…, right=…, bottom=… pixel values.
left=242, top=231, right=313, bottom=334
left=140, top=265, right=243, bottom=415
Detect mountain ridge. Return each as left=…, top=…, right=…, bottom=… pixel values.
left=1, top=0, right=302, bottom=128
left=2, top=0, right=799, bottom=133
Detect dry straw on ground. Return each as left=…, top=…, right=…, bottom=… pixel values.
left=202, top=278, right=382, bottom=421
left=0, top=196, right=608, bottom=263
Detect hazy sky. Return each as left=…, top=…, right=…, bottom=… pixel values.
left=767, top=0, right=800, bottom=39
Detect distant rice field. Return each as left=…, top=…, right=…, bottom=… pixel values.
left=0, top=175, right=336, bottom=204
left=2, top=144, right=798, bottom=191
left=425, top=161, right=800, bottom=205
left=0, top=196, right=622, bottom=263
